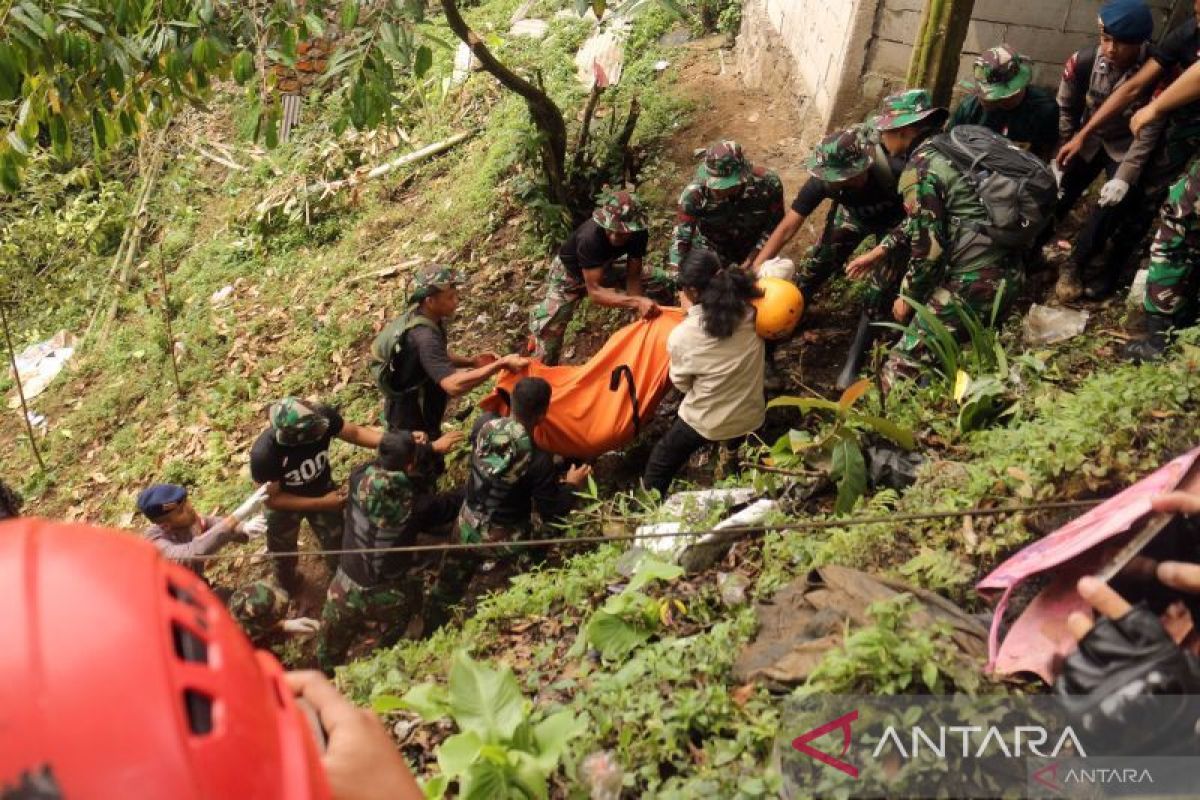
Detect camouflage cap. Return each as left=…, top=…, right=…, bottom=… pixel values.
left=358, top=464, right=413, bottom=529
left=592, top=189, right=647, bottom=233
left=959, top=45, right=1033, bottom=101
left=696, top=140, right=750, bottom=190
left=269, top=397, right=330, bottom=446
left=228, top=580, right=289, bottom=638
left=410, top=263, right=462, bottom=304
left=872, top=89, right=948, bottom=132
left=804, top=127, right=872, bottom=183
left=473, top=417, right=533, bottom=485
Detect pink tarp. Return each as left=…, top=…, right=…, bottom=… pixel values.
left=976, top=446, right=1200, bottom=682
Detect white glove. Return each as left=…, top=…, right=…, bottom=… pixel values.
left=281, top=617, right=321, bottom=638
left=758, top=257, right=796, bottom=281
left=1049, top=160, right=1064, bottom=189
left=239, top=514, right=267, bottom=538
left=232, top=484, right=269, bottom=522
left=1098, top=178, right=1129, bottom=207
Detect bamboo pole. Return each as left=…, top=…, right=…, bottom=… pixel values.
left=1, top=302, right=45, bottom=471
left=905, top=0, right=976, bottom=107
left=155, top=244, right=183, bottom=399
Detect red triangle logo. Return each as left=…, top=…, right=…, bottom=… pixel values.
left=791, top=709, right=860, bottom=778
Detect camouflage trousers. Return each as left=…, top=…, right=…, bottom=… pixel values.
left=801, top=207, right=908, bottom=306
left=424, top=504, right=528, bottom=634
left=883, top=265, right=1021, bottom=392
left=265, top=507, right=343, bottom=588
left=316, top=568, right=420, bottom=674
left=1144, top=156, right=1200, bottom=322
left=529, top=256, right=628, bottom=364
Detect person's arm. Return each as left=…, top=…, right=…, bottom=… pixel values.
left=530, top=458, right=589, bottom=527
left=146, top=519, right=244, bottom=563
left=1059, top=59, right=1164, bottom=165
left=285, top=671, right=424, bottom=800
left=894, top=161, right=950, bottom=315
left=337, top=422, right=383, bottom=449
left=582, top=265, right=658, bottom=317
left=1057, top=53, right=1085, bottom=142
left=753, top=208, right=807, bottom=269
left=1114, top=110, right=1168, bottom=186
left=666, top=336, right=695, bottom=394
left=1132, top=59, right=1200, bottom=135
left=668, top=185, right=703, bottom=271
left=263, top=481, right=346, bottom=513
left=743, top=176, right=787, bottom=267
left=439, top=354, right=528, bottom=397
left=625, top=257, right=645, bottom=296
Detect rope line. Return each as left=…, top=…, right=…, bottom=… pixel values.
left=193, top=498, right=1103, bottom=562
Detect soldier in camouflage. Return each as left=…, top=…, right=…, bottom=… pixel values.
left=847, top=90, right=1022, bottom=390
left=669, top=141, right=785, bottom=276
left=226, top=579, right=320, bottom=651
left=949, top=45, right=1060, bottom=161
left=528, top=190, right=660, bottom=365
left=424, top=378, right=590, bottom=633
left=1123, top=157, right=1200, bottom=361
left=316, top=430, right=463, bottom=673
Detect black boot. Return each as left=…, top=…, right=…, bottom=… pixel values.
left=836, top=310, right=875, bottom=391
left=1122, top=315, right=1173, bottom=363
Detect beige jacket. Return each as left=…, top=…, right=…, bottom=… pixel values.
left=667, top=305, right=765, bottom=441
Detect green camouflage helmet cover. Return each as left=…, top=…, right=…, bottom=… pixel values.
left=228, top=580, right=289, bottom=635
left=473, top=417, right=534, bottom=485
left=872, top=89, right=948, bottom=131
left=804, top=127, right=872, bottom=182
left=410, top=263, right=462, bottom=304
left=269, top=397, right=330, bottom=446
left=696, top=140, right=750, bottom=190
left=959, top=44, right=1033, bottom=101
left=592, top=189, right=647, bottom=233
left=357, top=464, right=413, bottom=529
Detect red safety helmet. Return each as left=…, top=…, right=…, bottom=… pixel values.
left=0, top=518, right=330, bottom=800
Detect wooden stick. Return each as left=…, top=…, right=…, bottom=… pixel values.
left=1, top=302, right=45, bottom=471
left=156, top=244, right=183, bottom=399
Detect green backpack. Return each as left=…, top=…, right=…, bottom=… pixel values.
left=369, top=310, right=439, bottom=398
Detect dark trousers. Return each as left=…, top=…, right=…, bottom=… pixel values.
left=642, top=418, right=712, bottom=497
left=1055, top=151, right=1142, bottom=274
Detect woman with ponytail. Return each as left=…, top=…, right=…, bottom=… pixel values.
left=642, top=249, right=766, bottom=496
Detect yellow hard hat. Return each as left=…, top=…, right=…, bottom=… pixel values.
left=751, top=277, right=804, bottom=340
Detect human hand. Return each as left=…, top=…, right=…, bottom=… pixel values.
left=471, top=352, right=499, bottom=367
left=325, top=487, right=348, bottom=510
left=411, top=431, right=429, bottom=445
left=1098, top=178, right=1130, bottom=207
left=233, top=484, right=270, bottom=521
left=845, top=249, right=882, bottom=280
left=892, top=297, right=912, bottom=323
left=633, top=296, right=660, bottom=319
left=1131, top=104, right=1161, bottom=137
left=1056, top=134, right=1084, bottom=167
left=285, top=671, right=423, bottom=800
left=499, top=355, right=530, bottom=372
left=281, top=617, right=321, bottom=638
left=432, top=430, right=465, bottom=454
left=565, top=463, right=593, bottom=487
left=240, top=514, right=267, bottom=538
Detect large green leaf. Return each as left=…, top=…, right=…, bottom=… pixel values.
left=846, top=412, right=916, bottom=450
left=437, top=730, right=483, bottom=777
left=585, top=609, right=653, bottom=660
left=532, top=710, right=586, bottom=771
left=626, top=556, right=683, bottom=592
left=462, top=759, right=512, bottom=800
left=830, top=437, right=867, bottom=515
left=767, top=396, right=842, bottom=415
left=448, top=651, right=526, bottom=742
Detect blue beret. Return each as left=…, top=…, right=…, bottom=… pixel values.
left=137, top=483, right=188, bottom=519
left=1100, top=0, right=1154, bottom=43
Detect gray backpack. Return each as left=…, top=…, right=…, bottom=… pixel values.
left=928, top=124, right=1057, bottom=250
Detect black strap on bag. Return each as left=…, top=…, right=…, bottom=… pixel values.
left=608, top=365, right=641, bottom=435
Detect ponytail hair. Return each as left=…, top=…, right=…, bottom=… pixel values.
left=678, top=248, right=762, bottom=339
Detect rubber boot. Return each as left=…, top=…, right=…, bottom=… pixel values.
left=1122, top=314, right=1173, bottom=363
left=836, top=310, right=874, bottom=391
left=1055, top=261, right=1084, bottom=303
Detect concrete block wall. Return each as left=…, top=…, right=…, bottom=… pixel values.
left=867, top=0, right=1180, bottom=93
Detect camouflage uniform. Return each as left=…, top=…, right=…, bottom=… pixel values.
left=669, top=140, right=785, bottom=273
left=949, top=45, right=1059, bottom=161
left=1143, top=157, right=1200, bottom=323
left=425, top=417, right=535, bottom=632
left=873, top=90, right=1022, bottom=388
left=227, top=579, right=290, bottom=646
left=529, top=190, right=649, bottom=364
left=798, top=127, right=908, bottom=305
left=316, top=463, right=423, bottom=673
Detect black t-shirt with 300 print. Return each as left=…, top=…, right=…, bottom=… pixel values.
left=249, top=405, right=345, bottom=497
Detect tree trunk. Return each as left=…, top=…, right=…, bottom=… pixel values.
left=440, top=0, right=569, bottom=208
left=905, top=0, right=976, bottom=107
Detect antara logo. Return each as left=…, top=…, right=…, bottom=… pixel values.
left=791, top=710, right=860, bottom=778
